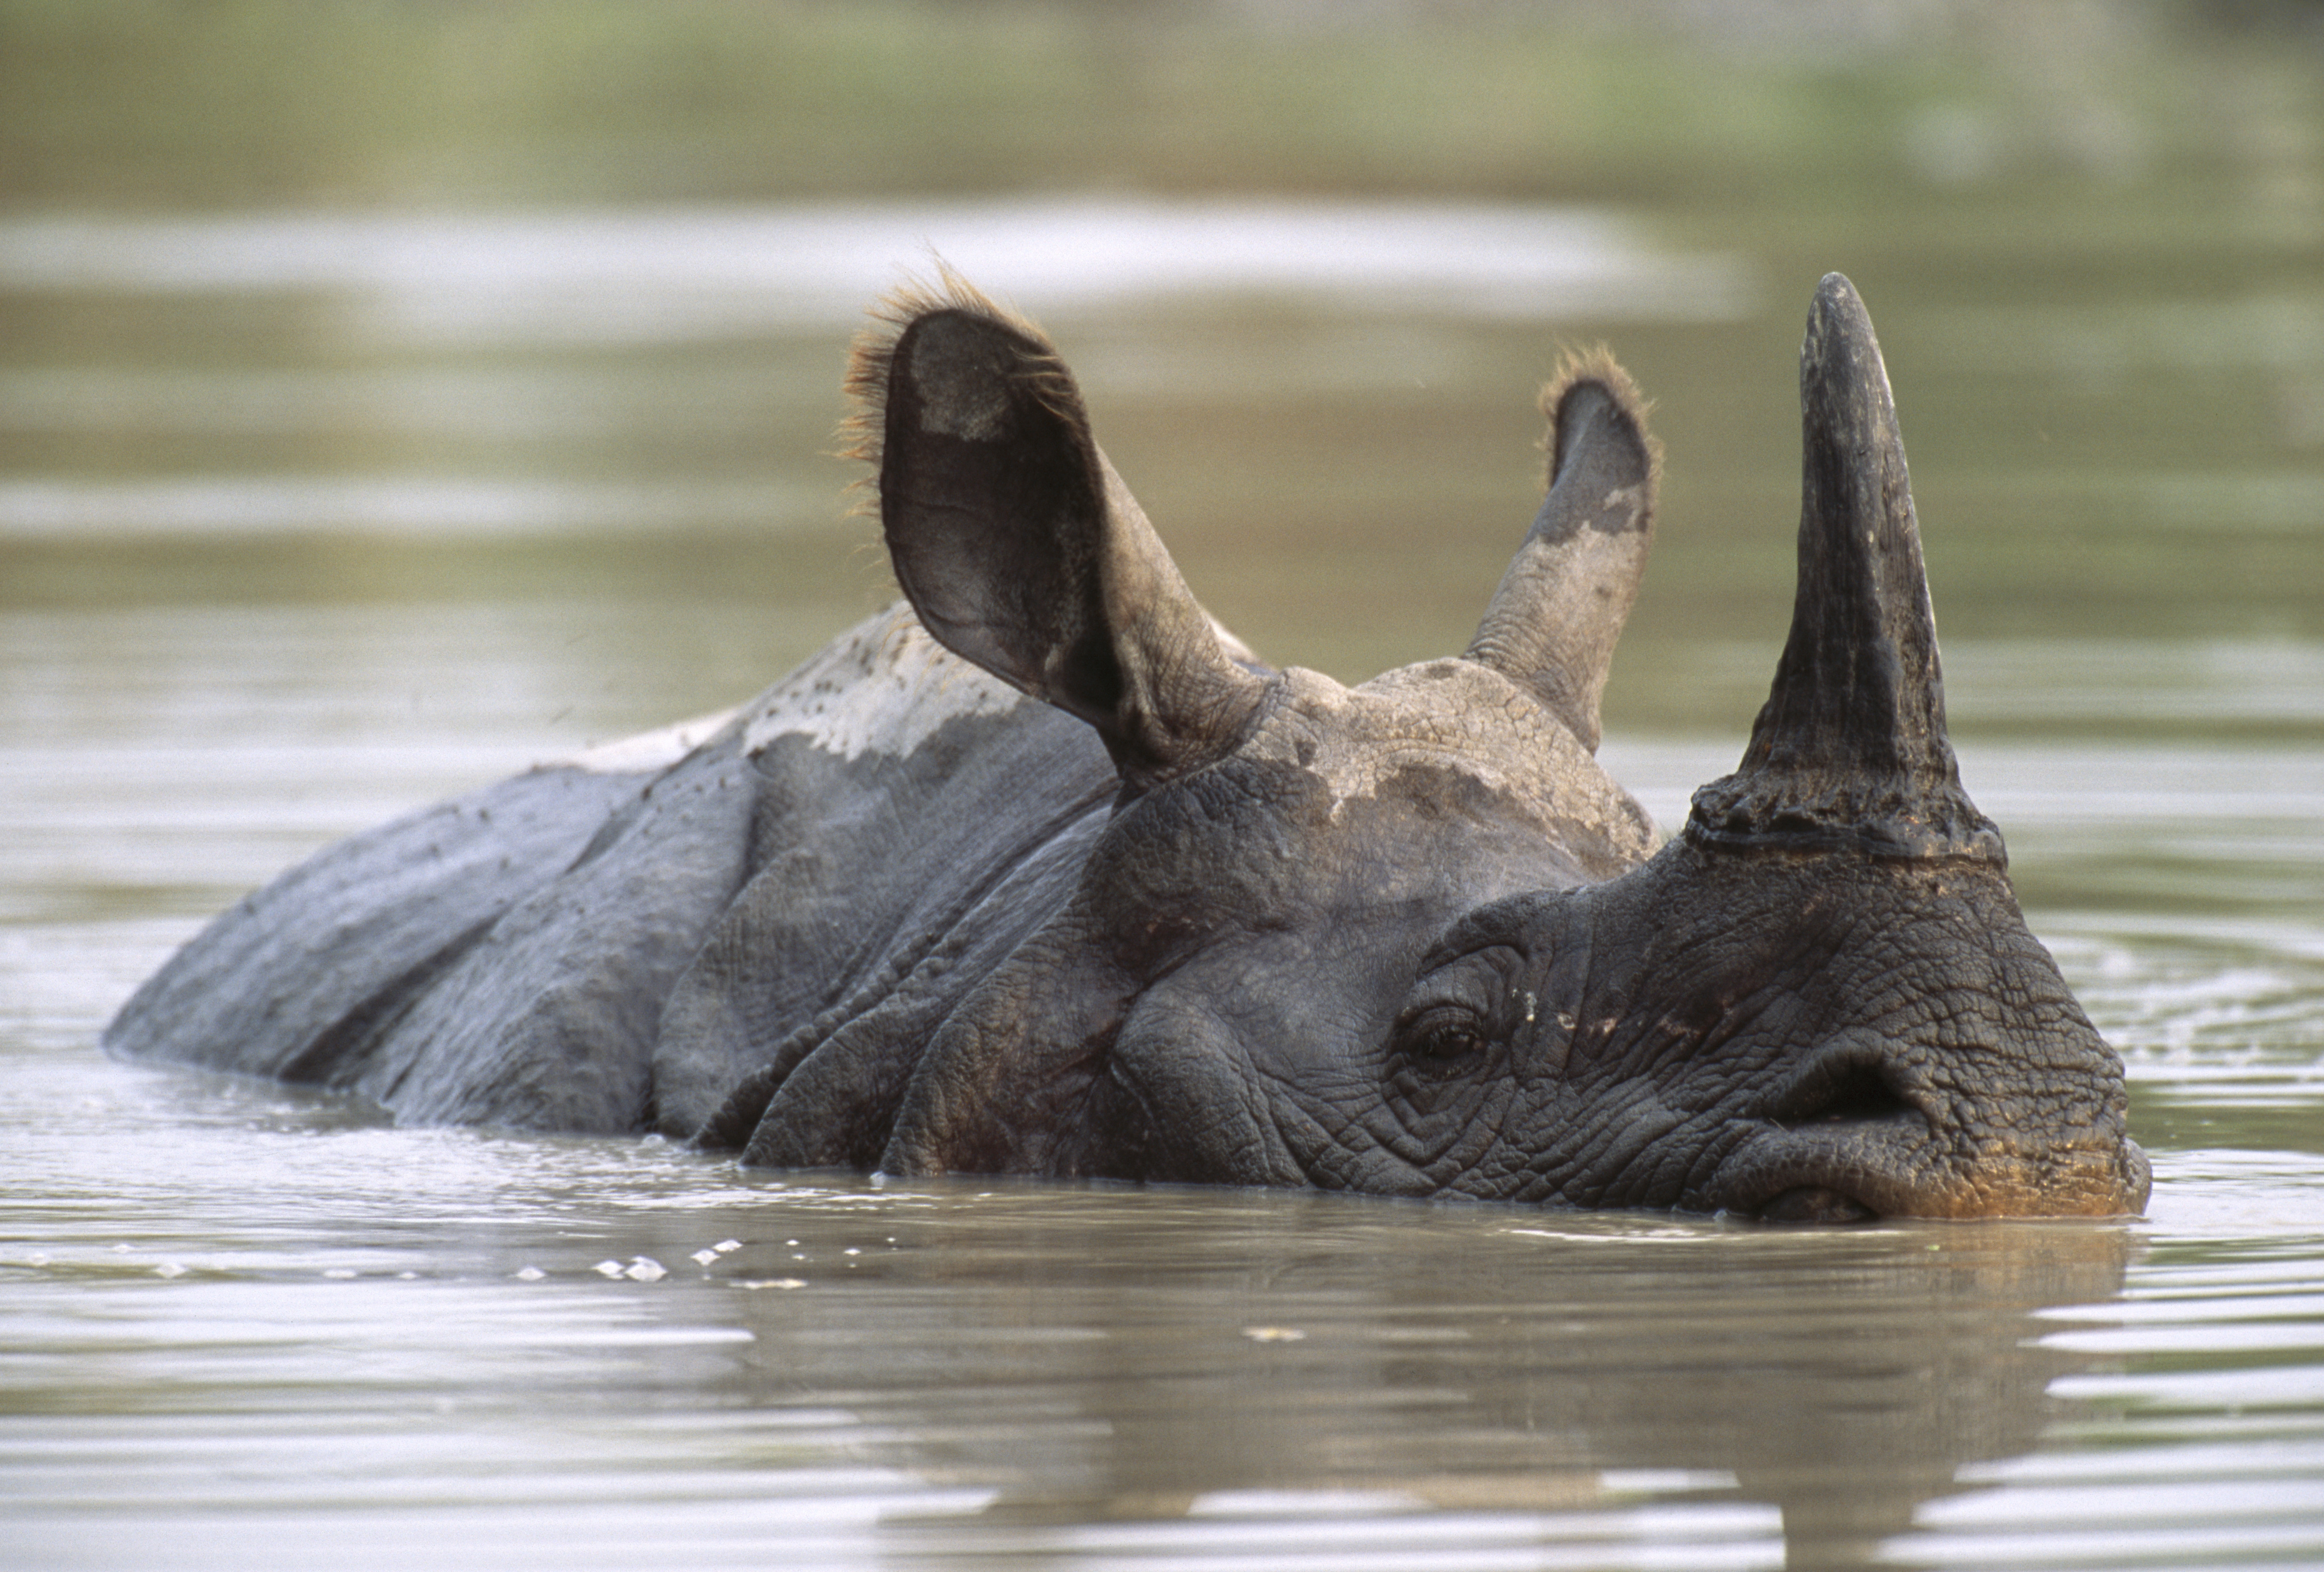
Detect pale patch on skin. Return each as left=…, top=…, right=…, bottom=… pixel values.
left=555, top=616, right=1644, bottom=870
left=562, top=601, right=1233, bottom=781
left=742, top=604, right=1028, bottom=764
left=560, top=708, right=744, bottom=775
left=1244, top=661, right=1659, bottom=863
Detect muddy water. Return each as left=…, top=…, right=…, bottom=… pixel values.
left=3, top=203, right=2322, bottom=1570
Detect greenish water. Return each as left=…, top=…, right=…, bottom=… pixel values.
left=1, top=193, right=2320, bottom=1572
left=6, top=0, right=2324, bottom=1538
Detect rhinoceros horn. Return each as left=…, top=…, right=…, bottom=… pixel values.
left=1686, top=273, right=2003, bottom=862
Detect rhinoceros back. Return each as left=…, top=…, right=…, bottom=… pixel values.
left=105, top=605, right=1121, bottom=1138
left=647, top=608, right=1121, bottom=1147
left=103, top=762, right=675, bottom=1115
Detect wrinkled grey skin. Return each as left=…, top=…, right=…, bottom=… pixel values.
left=107, top=273, right=2150, bottom=1221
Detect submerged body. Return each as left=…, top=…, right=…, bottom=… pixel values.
left=108, top=274, right=2150, bottom=1220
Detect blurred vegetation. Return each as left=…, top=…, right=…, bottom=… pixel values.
left=1, top=0, right=2318, bottom=224
left=2, top=0, right=2320, bottom=709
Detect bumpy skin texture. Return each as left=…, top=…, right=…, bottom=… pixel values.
left=105, top=274, right=2149, bottom=1221
left=1364, top=847, right=2145, bottom=1218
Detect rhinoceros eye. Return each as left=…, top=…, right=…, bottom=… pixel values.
left=1397, top=1006, right=1489, bottom=1076
left=1390, top=945, right=1526, bottom=1084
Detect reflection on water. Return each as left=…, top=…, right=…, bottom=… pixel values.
left=0, top=476, right=822, bottom=540
left=0, top=1058, right=2141, bottom=1572
left=0, top=201, right=1749, bottom=343
left=3, top=200, right=2322, bottom=1570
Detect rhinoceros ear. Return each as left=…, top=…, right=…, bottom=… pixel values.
left=850, top=280, right=1267, bottom=787
left=1464, top=349, right=1658, bottom=753
left=1686, top=273, right=2003, bottom=861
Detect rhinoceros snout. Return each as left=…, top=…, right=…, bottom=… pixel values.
left=1707, top=1112, right=2150, bottom=1223
left=1683, top=1037, right=2148, bottom=1222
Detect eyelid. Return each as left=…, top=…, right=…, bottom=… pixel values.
left=1396, top=946, right=1526, bottom=1038
left=1412, top=946, right=1522, bottom=1001
left=1399, top=998, right=1476, bottom=1032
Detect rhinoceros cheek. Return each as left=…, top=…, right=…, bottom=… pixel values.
left=1091, top=1001, right=1306, bottom=1187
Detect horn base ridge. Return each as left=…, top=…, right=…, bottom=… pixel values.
left=1684, top=772, right=2005, bottom=862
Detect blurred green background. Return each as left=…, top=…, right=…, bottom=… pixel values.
left=5, top=0, right=2316, bottom=214
left=2, top=0, right=2319, bottom=741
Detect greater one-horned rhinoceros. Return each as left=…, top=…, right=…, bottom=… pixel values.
left=107, top=272, right=2149, bottom=1222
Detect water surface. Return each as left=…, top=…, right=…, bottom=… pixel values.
left=3, top=200, right=2321, bottom=1571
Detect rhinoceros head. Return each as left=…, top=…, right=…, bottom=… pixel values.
left=856, top=272, right=2147, bottom=1220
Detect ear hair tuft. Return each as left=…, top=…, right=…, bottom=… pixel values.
left=1538, top=345, right=1664, bottom=499
left=835, top=264, right=1065, bottom=524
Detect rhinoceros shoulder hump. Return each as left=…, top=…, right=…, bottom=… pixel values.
left=739, top=604, right=1030, bottom=764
